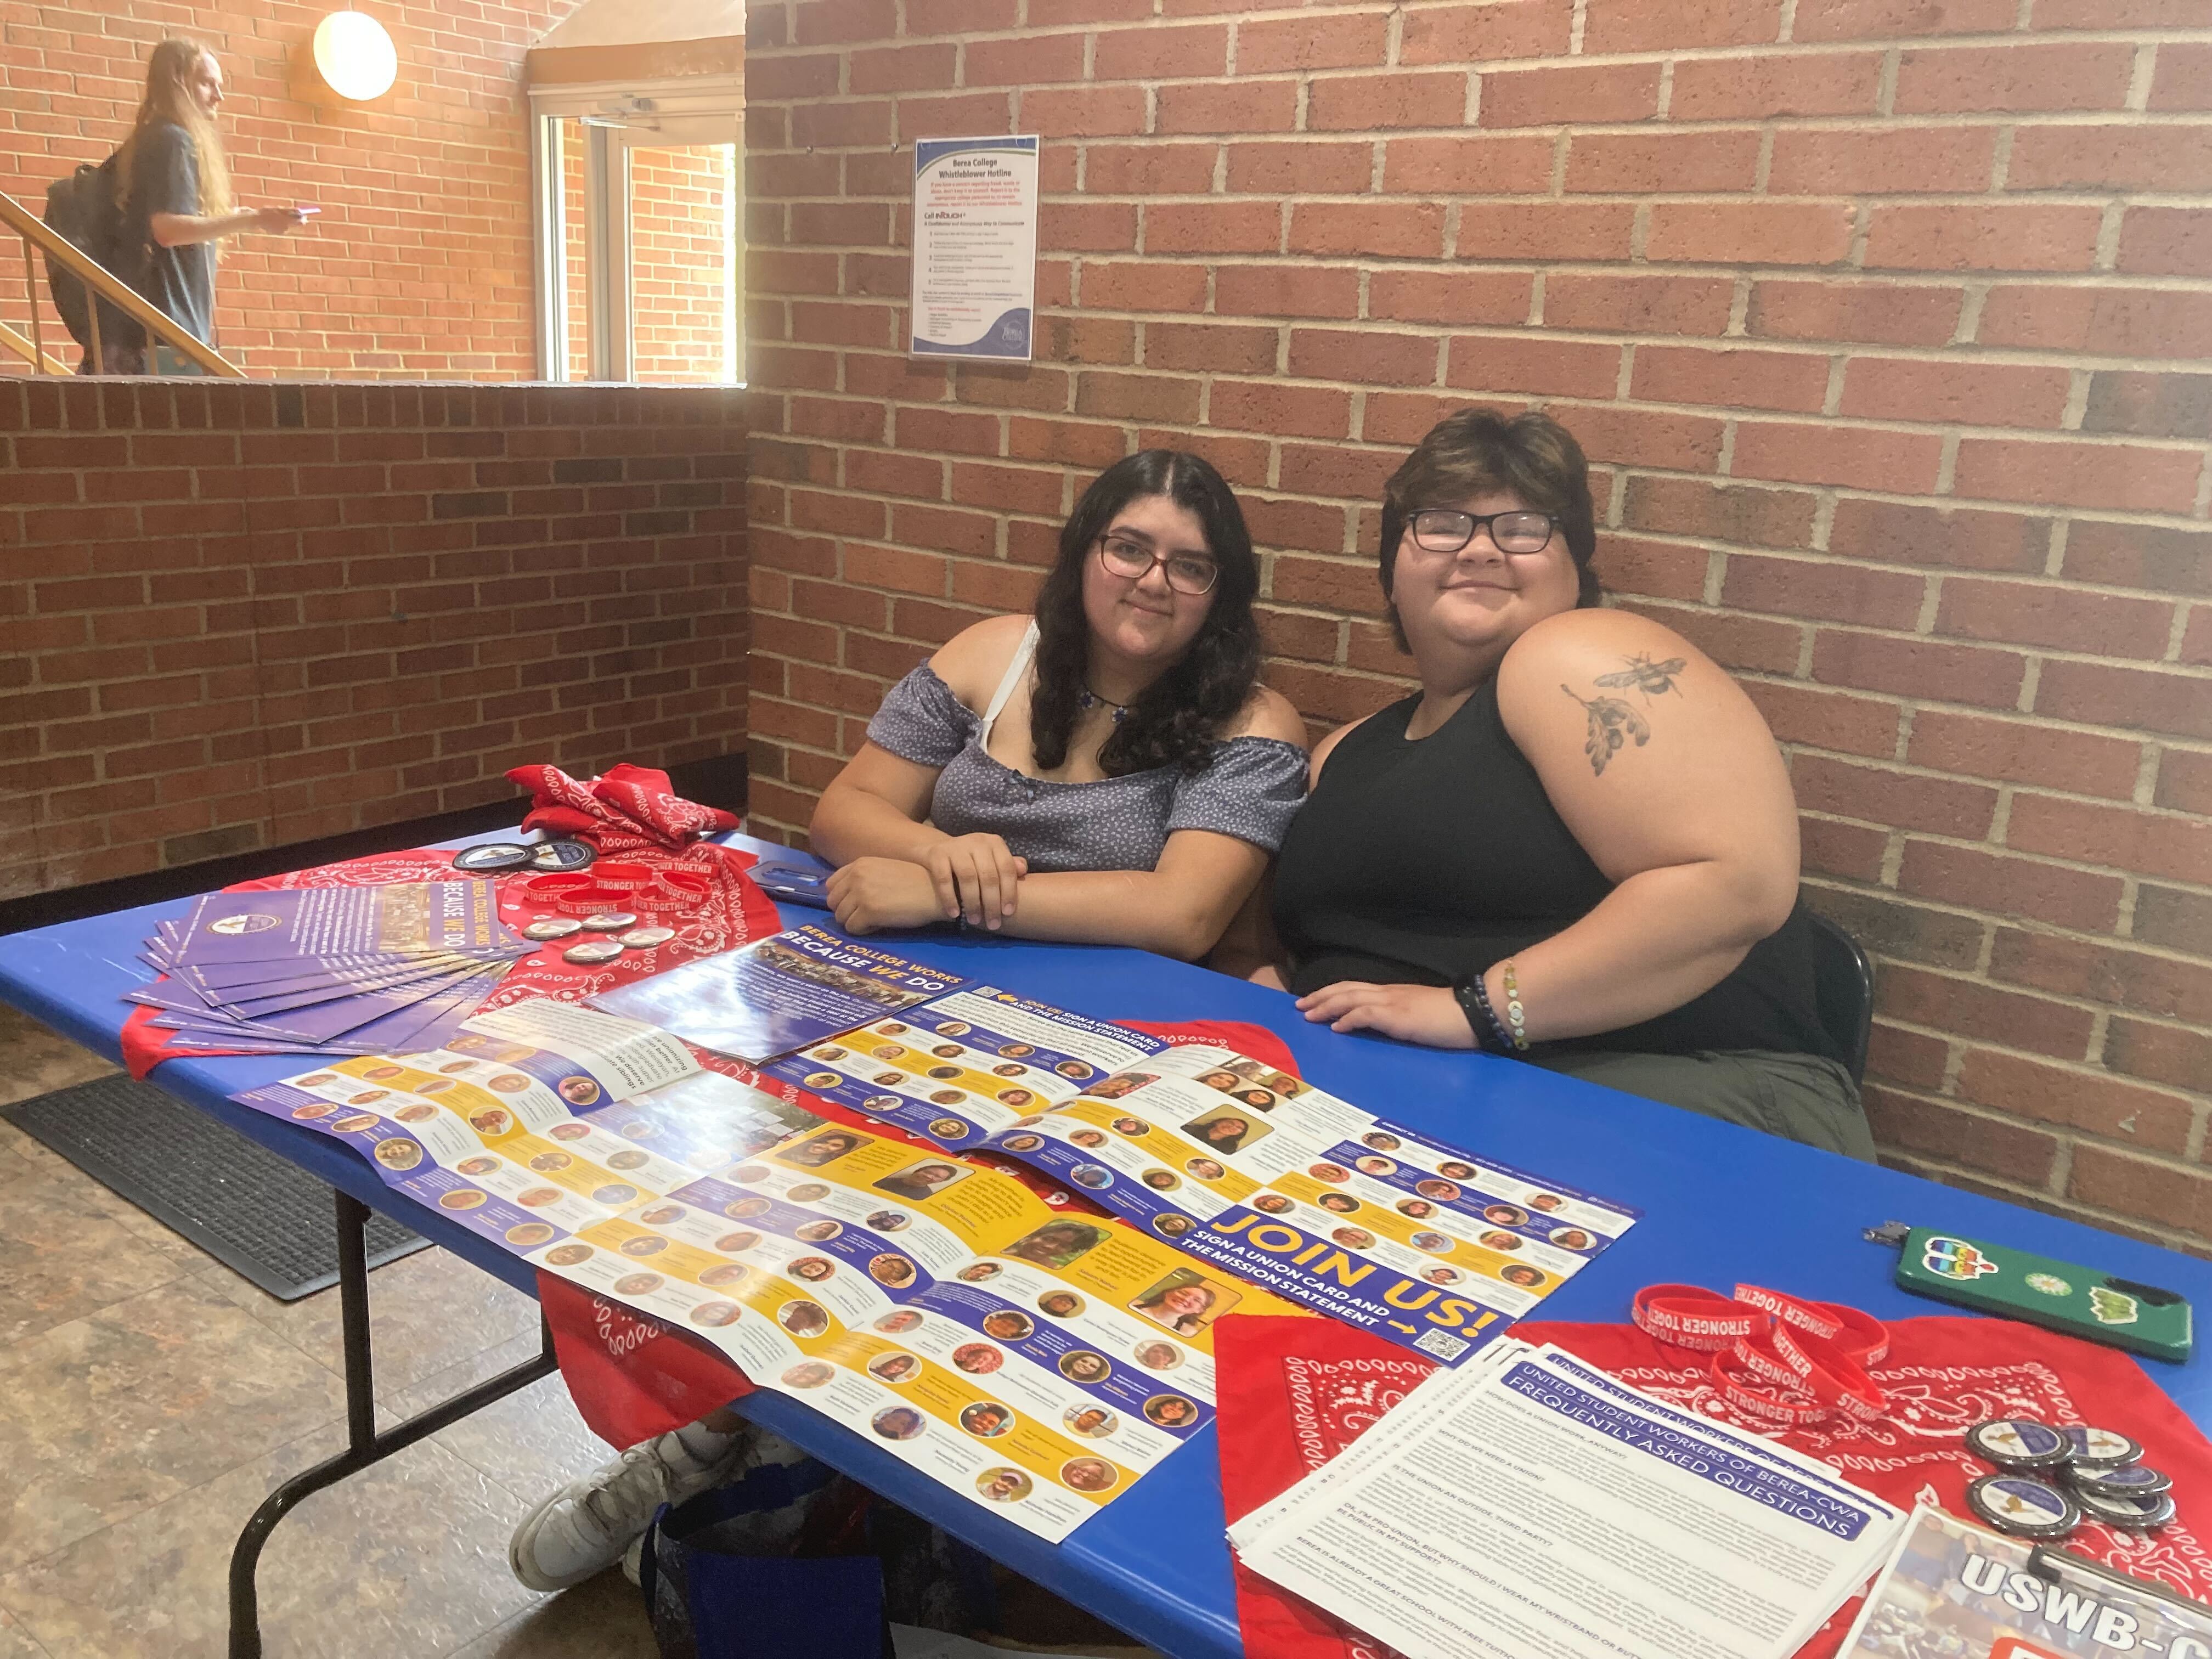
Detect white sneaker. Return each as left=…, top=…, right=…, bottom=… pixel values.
left=509, top=1426, right=741, bottom=1591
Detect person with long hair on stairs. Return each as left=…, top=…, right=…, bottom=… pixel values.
left=105, top=38, right=308, bottom=371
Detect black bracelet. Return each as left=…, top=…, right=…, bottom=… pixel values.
left=1469, top=972, right=1515, bottom=1052
left=1452, top=975, right=1509, bottom=1052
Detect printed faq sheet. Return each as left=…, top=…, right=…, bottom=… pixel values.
left=1233, top=1344, right=1904, bottom=1659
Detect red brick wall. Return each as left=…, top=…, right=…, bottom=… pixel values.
left=632, top=142, right=742, bottom=383
left=554, top=138, right=737, bottom=381
left=740, top=1, right=2212, bottom=1246
left=0, top=0, right=577, bottom=377
left=1, top=378, right=749, bottom=899
left=565, top=137, right=591, bottom=381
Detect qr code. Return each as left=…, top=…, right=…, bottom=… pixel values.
left=1414, top=1328, right=1469, bottom=1361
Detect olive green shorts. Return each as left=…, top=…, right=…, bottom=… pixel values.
left=1527, top=1048, right=1876, bottom=1163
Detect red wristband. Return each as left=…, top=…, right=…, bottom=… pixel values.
left=1767, top=1321, right=1889, bottom=1423
left=648, top=869, right=713, bottom=910
left=551, top=886, right=632, bottom=917
left=1632, top=1284, right=1764, bottom=1351
left=518, top=872, right=594, bottom=904
left=1710, top=1348, right=1833, bottom=1427
left=1634, top=1281, right=1890, bottom=1429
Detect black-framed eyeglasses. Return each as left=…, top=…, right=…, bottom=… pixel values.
left=1097, top=533, right=1219, bottom=596
left=1408, top=509, right=1557, bottom=556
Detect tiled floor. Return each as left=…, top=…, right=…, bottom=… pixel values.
left=0, top=1003, right=657, bottom=1659
left=0, top=1005, right=1153, bottom=1659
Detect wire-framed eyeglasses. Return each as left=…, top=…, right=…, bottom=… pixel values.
left=1096, top=533, right=1220, bottom=596
left=1408, top=509, right=1558, bottom=556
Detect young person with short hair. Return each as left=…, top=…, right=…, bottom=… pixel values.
left=1263, top=409, right=1872, bottom=1158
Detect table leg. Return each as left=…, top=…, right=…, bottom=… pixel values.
left=227, top=1189, right=560, bottom=1659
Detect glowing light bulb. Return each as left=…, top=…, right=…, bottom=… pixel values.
left=312, top=10, right=398, bottom=101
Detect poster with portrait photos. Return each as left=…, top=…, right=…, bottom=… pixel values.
left=233, top=998, right=1297, bottom=1542
left=763, top=982, right=1641, bottom=1368
left=970, top=1043, right=1639, bottom=1368
left=763, top=985, right=1165, bottom=1153
left=978, top=1044, right=1637, bottom=1371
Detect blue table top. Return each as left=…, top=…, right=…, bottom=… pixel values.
left=5, top=831, right=2208, bottom=1659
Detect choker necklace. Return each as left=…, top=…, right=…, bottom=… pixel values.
left=1078, top=686, right=1129, bottom=724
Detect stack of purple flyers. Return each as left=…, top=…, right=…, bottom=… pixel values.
left=128, top=883, right=535, bottom=1058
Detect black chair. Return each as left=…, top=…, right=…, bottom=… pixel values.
left=1803, top=909, right=1875, bottom=1085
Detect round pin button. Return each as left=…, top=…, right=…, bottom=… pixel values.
left=618, top=926, right=675, bottom=949
left=1967, top=1474, right=2079, bottom=1539
left=1967, top=1418, right=2072, bottom=1471
left=580, top=912, right=640, bottom=932
left=2075, top=1486, right=2176, bottom=1532
left=532, top=839, right=596, bottom=872
left=562, top=940, right=625, bottom=964
left=2059, top=1425, right=2142, bottom=1469
left=2073, top=1462, right=2171, bottom=1498
left=454, top=842, right=535, bottom=874
left=522, top=918, right=583, bottom=941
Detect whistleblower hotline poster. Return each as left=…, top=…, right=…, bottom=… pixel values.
left=910, top=136, right=1040, bottom=360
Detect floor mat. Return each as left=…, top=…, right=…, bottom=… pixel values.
left=4, top=1073, right=427, bottom=1300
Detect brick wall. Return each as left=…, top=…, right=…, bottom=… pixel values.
left=1, top=377, right=749, bottom=899
left=740, top=0, right=2212, bottom=1248
left=553, top=138, right=739, bottom=381
left=565, top=137, right=590, bottom=381
left=0, top=0, right=577, bottom=377
left=632, top=141, right=742, bottom=383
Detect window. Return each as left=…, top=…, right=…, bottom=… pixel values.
left=528, top=84, right=743, bottom=384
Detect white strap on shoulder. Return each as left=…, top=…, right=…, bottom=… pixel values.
left=979, top=619, right=1039, bottom=736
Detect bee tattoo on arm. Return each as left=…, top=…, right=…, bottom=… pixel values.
left=1561, top=654, right=1687, bottom=777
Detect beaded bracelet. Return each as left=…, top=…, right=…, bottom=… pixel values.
left=1454, top=972, right=1511, bottom=1053
left=1499, top=959, right=1530, bottom=1051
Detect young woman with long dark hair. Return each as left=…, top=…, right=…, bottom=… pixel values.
left=507, top=454, right=1302, bottom=1594
left=809, top=449, right=1307, bottom=960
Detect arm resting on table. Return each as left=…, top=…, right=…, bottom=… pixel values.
left=811, top=744, right=1031, bottom=927
left=990, top=830, right=1272, bottom=963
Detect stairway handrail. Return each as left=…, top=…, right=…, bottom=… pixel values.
left=0, top=186, right=245, bottom=377
left=0, top=316, right=71, bottom=374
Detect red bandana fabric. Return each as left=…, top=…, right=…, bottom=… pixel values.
left=1214, top=1307, right=2212, bottom=1659
left=507, top=762, right=739, bottom=852
left=540, top=1272, right=761, bottom=1452
left=1214, top=1313, right=1423, bottom=1659
left=478, top=842, right=782, bottom=1016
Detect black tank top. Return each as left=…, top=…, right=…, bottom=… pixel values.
left=1271, top=681, right=1839, bottom=1062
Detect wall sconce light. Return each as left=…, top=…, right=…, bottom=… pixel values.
left=312, top=10, right=398, bottom=101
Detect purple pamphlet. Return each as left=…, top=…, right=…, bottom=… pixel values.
left=129, top=882, right=531, bottom=1059
left=171, top=884, right=519, bottom=966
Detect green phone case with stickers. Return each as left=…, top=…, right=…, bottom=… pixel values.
left=1889, top=1226, right=2193, bottom=1363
